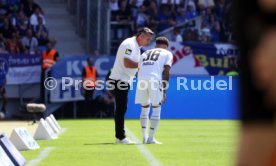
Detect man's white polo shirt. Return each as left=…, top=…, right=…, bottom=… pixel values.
left=109, top=36, right=141, bottom=82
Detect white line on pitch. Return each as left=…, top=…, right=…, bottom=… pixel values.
left=26, top=147, right=55, bottom=166
left=125, top=127, right=163, bottom=166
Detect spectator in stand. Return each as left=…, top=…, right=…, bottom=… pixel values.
left=185, top=1, right=198, bottom=20
left=172, top=28, right=183, bottom=42
left=109, top=0, right=119, bottom=10
left=6, top=0, right=21, bottom=11
left=116, top=0, right=132, bottom=23
left=0, top=17, right=15, bottom=39
left=129, top=0, right=139, bottom=22
left=21, top=28, right=38, bottom=55
left=9, top=6, right=19, bottom=27
left=109, top=0, right=119, bottom=21
left=136, top=0, right=144, bottom=7
left=93, top=69, right=115, bottom=117
left=93, top=89, right=115, bottom=118
left=0, top=1, right=10, bottom=27
left=146, top=0, right=158, bottom=32
left=116, top=0, right=132, bottom=38
left=146, top=0, right=158, bottom=18
left=223, top=1, right=234, bottom=42
left=0, top=33, right=8, bottom=54
left=199, top=28, right=211, bottom=43
left=161, top=0, right=181, bottom=5
left=184, top=29, right=199, bottom=42
left=175, top=7, right=188, bottom=24
left=21, top=0, right=42, bottom=17
left=34, top=16, right=48, bottom=46
left=6, top=31, right=21, bottom=53
left=30, top=7, right=45, bottom=27
left=136, top=5, right=149, bottom=29
left=108, top=0, right=235, bottom=43
left=210, top=14, right=221, bottom=42
left=161, top=0, right=181, bottom=16
left=197, top=0, right=215, bottom=10
left=215, top=0, right=225, bottom=22
left=16, top=11, right=29, bottom=37
left=157, top=4, right=175, bottom=31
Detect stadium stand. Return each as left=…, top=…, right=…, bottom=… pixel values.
left=110, top=0, right=235, bottom=53
left=0, top=0, right=49, bottom=54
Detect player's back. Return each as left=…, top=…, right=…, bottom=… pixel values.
left=138, top=48, right=173, bottom=81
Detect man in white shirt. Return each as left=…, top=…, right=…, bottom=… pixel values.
left=173, top=28, right=183, bottom=42
left=109, top=27, right=154, bottom=144
left=21, top=29, right=38, bottom=55
left=135, top=37, right=173, bottom=144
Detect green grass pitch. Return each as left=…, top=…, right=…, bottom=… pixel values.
left=21, top=119, right=239, bottom=166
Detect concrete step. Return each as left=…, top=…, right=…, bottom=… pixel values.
left=36, top=0, right=86, bottom=55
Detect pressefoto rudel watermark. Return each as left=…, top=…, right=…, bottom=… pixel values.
left=44, top=76, right=234, bottom=91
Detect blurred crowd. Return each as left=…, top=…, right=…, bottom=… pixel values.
left=110, top=0, right=234, bottom=43
left=0, top=0, right=52, bottom=55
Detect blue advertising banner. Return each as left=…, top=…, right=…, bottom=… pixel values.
left=51, top=55, right=115, bottom=78
left=126, top=76, right=239, bottom=119
left=0, top=54, right=41, bottom=85
left=50, top=55, right=115, bottom=102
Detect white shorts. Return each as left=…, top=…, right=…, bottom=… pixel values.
left=135, top=80, right=163, bottom=106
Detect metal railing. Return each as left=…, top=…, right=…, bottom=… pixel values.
left=65, top=0, right=110, bottom=55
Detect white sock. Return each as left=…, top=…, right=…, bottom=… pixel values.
left=140, top=107, right=150, bottom=139
left=149, top=106, right=161, bottom=139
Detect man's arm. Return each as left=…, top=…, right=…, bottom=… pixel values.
left=162, top=65, right=171, bottom=92
left=124, top=58, right=138, bottom=68
left=161, top=65, right=171, bottom=103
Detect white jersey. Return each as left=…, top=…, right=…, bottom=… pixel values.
left=137, top=48, right=173, bottom=81
left=109, top=36, right=141, bottom=82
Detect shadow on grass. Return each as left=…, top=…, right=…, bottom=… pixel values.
left=83, top=143, right=142, bottom=145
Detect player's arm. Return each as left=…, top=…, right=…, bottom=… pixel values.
left=162, top=65, right=171, bottom=93
left=161, top=51, right=173, bottom=103
left=161, top=65, right=171, bottom=104
left=124, top=58, right=138, bottom=68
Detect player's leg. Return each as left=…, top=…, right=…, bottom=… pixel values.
left=147, top=80, right=163, bottom=144
left=141, top=104, right=150, bottom=143
left=147, top=105, right=162, bottom=144
left=135, top=80, right=150, bottom=143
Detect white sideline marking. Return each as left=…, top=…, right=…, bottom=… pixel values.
left=26, top=147, right=55, bottom=166
left=26, top=128, right=67, bottom=166
left=126, top=127, right=163, bottom=166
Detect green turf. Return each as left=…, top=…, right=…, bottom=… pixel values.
left=20, top=119, right=239, bottom=166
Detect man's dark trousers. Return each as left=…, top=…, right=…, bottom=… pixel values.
left=113, top=80, right=130, bottom=140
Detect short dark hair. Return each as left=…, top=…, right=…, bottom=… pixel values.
left=136, top=27, right=154, bottom=36
left=155, top=36, right=169, bottom=46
